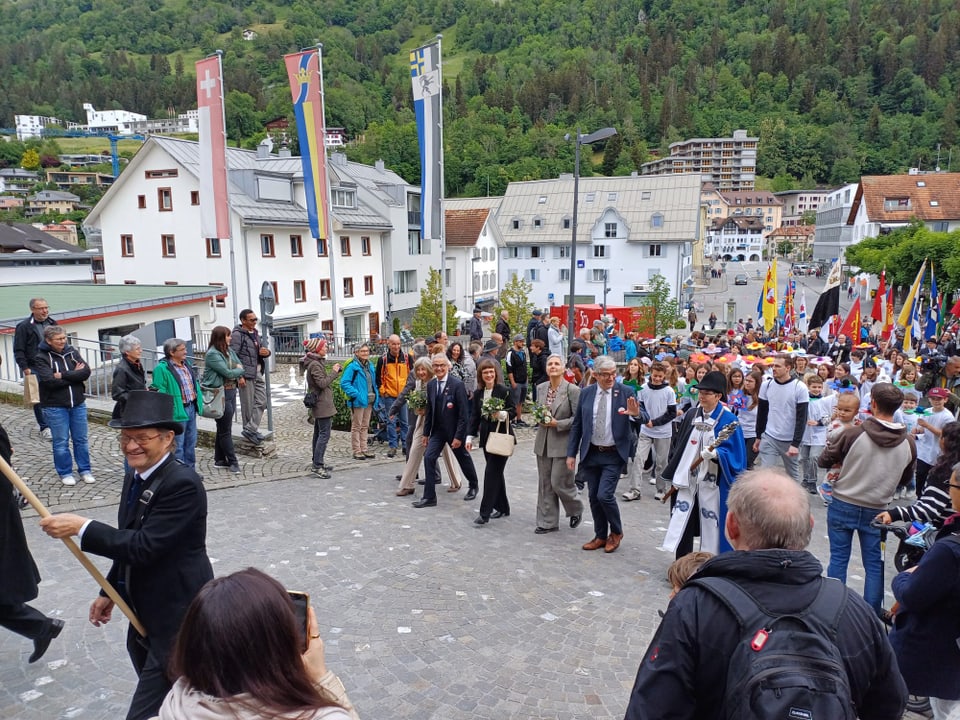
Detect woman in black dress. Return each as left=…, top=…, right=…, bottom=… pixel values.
left=467, top=358, right=515, bottom=525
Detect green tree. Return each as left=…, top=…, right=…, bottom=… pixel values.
left=776, top=240, right=795, bottom=257
left=411, top=268, right=458, bottom=338
left=224, top=90, right=261, bottom=142
left=20, top=148, right=40, bottom=171
left=494, top=273, right=534, bottom=336
left=647, top=274, right=685, bottom=336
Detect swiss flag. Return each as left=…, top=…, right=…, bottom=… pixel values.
left=196, top=55, right=230, bottom=240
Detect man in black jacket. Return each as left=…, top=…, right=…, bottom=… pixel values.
left=13, top=297, right=58, bottom=438
left=624, top=468, right=907, bottom=720
left=0, top=422, right=64, bottom=664
left=41, top=391, right=213, bottom=720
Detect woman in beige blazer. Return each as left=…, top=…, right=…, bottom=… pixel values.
left=533, top=354, right=584, bottom=533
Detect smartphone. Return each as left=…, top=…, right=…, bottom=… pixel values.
left=287, top=590, right=310, bottom=653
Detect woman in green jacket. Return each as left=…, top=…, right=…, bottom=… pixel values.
left=203, top=326, right=246, bottom=474
left=150, top=338, right=202, bottom=469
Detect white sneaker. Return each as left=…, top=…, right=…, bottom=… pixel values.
left=60, top=475, right=76, bottom=486
left=648, top=477, right=657, bottom=485
left=622, top=488, right=642, bottom=501
left=654, top=490, right=666, bottom=501
left=41, top=428, right=52, bottom=441
left=80, top=472, right=96, bottom=484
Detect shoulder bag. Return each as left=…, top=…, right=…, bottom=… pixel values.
left=485, top=419, right=515, bottom=457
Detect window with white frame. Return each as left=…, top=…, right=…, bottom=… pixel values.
left=555, top=245, right=570, bottom=258
left=560, top=268, right=570, bottom=281
left=533, top=217, right=543, bottom=229
left=593, top=245, right=608, bottom=258
left=331, top=189, right=356, bottom=208
left=604, top=222, right=617, bottom=238
left=394, top=270, right=416, bottom=293
left=511, top=218, right=522, bottom=230
left=408, top=231, right=429, bottom=255
left=473, top=272, right=480, bottom=291
left=647, top=244, right=663, bottom=257
left=651, top=213, right=664, bottom=228
left=505, top=247, right=520, bottom=259
left=482, top=273, right=489, bottom=290
left=525, top=269, right=540, bottom=281
left=530, top=246, right=542, bottom=258
left=562, top=217, right=571, bottom=229
left=591, top=268, right=607, bottom=282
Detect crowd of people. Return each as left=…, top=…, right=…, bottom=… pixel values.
left=5, top=296, right=960, bottom=718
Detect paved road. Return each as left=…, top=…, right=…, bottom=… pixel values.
left=0, top=394, right=918, bottom=719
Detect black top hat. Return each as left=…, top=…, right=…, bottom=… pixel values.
left=107, top=390, right=184, bottom=434
left=698, top=371, right=728, bottom=395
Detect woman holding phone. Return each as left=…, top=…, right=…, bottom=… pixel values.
left=467, top=358, right=515, bottom=525
left=158, top=567, right=358, bottom=720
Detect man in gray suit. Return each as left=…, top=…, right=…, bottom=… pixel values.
left=566, top=356, right=647, bottom=553
left=533, top=354, right=583, bottom=534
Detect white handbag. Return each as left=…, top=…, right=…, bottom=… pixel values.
left=485, top=419, right=515, bottom=457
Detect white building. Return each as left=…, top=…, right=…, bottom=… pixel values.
left=812, top=183, right=858, bottom=262
left=443, top=198, right=504, bottom=314
left=15, top=114, right=63, bottom=141
left=83, top=137, right=435, bottom=345
left=774, top=188, right=829, bottom=227
left=495, top=173, right=703, bottom=310
left=79, top=103, right=147, bottom=134
left=705, top=216, right=765, bottom=262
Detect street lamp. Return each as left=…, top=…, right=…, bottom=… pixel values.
left=565, top=127, right=617, bottom=347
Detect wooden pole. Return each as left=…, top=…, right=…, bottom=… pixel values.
left=1, top=457, right=148, bottom=637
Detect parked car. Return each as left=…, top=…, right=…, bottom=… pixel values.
left=734, top=273, right=749, bottom=285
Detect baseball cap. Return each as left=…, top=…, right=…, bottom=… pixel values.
left=927, top=387, right=949, bottom=399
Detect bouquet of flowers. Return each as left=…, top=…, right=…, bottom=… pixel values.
left=531, top=402, right=553, bottom=425
left=407, top=389, right=427, bottom=412
left=481, top=395, right=506, bottom=421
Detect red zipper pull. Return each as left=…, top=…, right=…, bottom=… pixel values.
left=750, top=628, right=769, bottom=651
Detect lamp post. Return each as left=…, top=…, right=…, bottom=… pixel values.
left=565, top=126, right=617, bottom=347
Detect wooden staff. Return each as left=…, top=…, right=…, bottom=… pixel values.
left=1, top=456, right=147, bottom=637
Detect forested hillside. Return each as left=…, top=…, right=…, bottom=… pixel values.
left=1, top=0, right=958, bottom=194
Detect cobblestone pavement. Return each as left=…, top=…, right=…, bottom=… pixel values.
left=0, top=386, right=924, bottom=720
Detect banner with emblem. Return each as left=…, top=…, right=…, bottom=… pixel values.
left=284, top=48, right=330, bottom=240
left=410, top=41, right=443, bottom=242
left=196, top=54, right=230, bottom=240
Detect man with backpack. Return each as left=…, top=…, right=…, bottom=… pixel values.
left=624, top=468, right=907, bottom=720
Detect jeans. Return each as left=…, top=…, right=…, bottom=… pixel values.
left=826, top=496, right=884, bottom=614
left=238, top=373, right=266, bottom=435
left=214, top=388, right=237, bottom=466
left=33, top=403, right=47, bottom=431
left=43, top=405, right=90, bottom=477
left=312, top=416, right=332, bottom=468
left=758, top=435, right=802, bottom=483
left=174, top=402, right=198, bottom=469
left=382, top=395, right=409, bottom=451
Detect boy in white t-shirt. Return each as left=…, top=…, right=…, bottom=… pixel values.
left=913, top=386, right=953, bottom=496
left=800, top=375, right=832, bottom=495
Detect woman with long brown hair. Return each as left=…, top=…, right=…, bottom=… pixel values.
left=159, top=567, right=357, bottom=719
left=202, top=326, right=246, bottom=473
left=467, top=358, right=515, bottom=525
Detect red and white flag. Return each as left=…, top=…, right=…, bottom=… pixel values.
left=196, top=54, right=230, bottom=240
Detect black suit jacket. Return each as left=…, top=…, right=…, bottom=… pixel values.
left=81, top=454, right=213, bottom=660
left=0, top=422, right=42, bottom=606
left=424, top=374, right=470, bottom=443
left=468, top=384, right=516, bottom=448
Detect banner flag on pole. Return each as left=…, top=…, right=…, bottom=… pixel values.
left=882, top=288, right=894, bottom=340
left=809, top=258, right=842, bottom=332
left=798, top=290, right=808, bottom=333
left=196, top=54, right=230, bottom=240
left=870, top=268, right=886, bottom=323
left=897, top=260, right=927, bottom=330
left=762, top=258, right=778, bottom=332
left=837, top=297, right=861, bottom=339
left=285, top=48, right=330, bottom=240
left=410, top=41, right=442, bottom=242
left=925, top=265, right=939, bottom=340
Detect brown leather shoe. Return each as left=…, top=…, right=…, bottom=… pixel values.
left=582, top=537, right=607, bottom=551
left=396, top=488, right=414, bottom=496
left=604, top=533, right=623, bottom=553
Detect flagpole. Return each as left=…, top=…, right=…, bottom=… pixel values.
left=317, top=44, right=340, bottom=343
left=436, top=34, right=448, bottom=334
left=211, top=49, right=241, bottom=324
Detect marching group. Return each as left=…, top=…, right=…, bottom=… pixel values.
left=4, top=295, right=960, bottom=719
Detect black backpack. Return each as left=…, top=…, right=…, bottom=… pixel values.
left=688, top=576, right=856, bottom=720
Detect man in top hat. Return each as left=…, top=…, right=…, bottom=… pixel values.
left=40, top=391, right=213, bottom=720
left=662, top=371, right=746, bottom=558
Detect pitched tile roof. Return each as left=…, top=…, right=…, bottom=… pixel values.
left=445, top=208, right=489, bottom=247
left=855, top=173, right=960, bottom=222
left=0, top=222, right=78, bottom=252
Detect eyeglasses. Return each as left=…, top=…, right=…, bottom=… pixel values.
left=595, top=371, right=616, bottom=378
left=118, top=433, right=166, bottom=446
left=949, top=483, right=960, bottom=490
